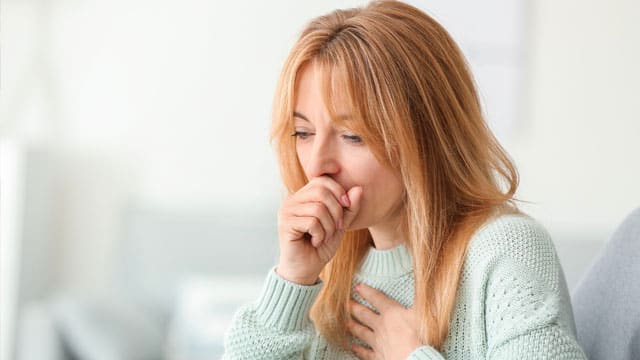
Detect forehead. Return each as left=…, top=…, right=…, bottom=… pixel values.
left=293, top=62, right=353, bottom=124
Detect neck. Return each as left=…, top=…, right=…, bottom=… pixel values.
left=368, top=216, right=405, bottom=250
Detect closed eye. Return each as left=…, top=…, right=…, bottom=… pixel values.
left=342, top=134, right=363, bottom=143
left=291, top=131, right=313, bottom=140
left=291, top=131, right=363, bottom=144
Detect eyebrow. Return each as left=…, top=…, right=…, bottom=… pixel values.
left=293, top=111, right=352, bottom=122
left=293, top=111, right=309, bottom=122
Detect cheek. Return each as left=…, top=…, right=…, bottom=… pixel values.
left=295, top=144, right=310, bottom=172
left=353, top=164, right=400, bottom=205
left=295, top=143, right=304, bottom=161
left=368, top=168, right=403, bottom=206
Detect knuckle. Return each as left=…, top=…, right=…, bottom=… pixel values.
left=327, top=219, right=336, bottom=233
left=320, top=191, right=332, bottom=203
left=320, top=187, right=333, bottom=202
left=312, top=203, right=325, bottom=217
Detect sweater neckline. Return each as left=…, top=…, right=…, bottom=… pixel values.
left=358, top=242, right=413, bottom=277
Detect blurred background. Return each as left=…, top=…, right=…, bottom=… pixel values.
left=1, top=0, right=638, bottom=359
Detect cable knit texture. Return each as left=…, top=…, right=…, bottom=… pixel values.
left=223, top=213, right=587, bottom=359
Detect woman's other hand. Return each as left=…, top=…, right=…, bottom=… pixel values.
left=348, top=283, right=424, bottom=360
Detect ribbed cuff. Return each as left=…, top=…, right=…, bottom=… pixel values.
left=255, top=266, right=323, bottom=331
left=407, top=346, right=445, bottom=360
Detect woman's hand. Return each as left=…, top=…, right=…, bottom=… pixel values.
left=348, top=283, right=424, bottom=360
left=276, top=175, right=363, bottom=285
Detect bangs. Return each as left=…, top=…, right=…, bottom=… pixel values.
left=314, top=59, right=360, bottom=130
left=302, top=57, right=383, bottom=155
left=317, top=54, right=395, bottom=168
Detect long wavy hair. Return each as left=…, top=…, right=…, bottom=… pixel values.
left=270, top=0, right=524, bottom=352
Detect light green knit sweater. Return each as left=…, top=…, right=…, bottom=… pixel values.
left=223, top=213, right=587, bottom=359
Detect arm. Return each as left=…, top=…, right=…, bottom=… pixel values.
left=481, top=255, right=587, bottom=359
left=222, top=266, right=323, bottom=360
left=405, top=289, right=587, bottom=360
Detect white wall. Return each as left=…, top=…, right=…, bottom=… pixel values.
left=1, top=2, right=639, bottom=355
left=0, top=141, right=26, bottom=360
left=506, top=0, right=640, bottom=285
left=2, top=0, right=530, bottom=294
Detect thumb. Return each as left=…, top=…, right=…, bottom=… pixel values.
left=343, top=186, right=363, bottom=228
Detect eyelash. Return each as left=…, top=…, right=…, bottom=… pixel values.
left=290, top=131, right=363, bottom=144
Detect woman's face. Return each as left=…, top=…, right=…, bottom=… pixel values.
left=293, top=64, right=405, bottom=231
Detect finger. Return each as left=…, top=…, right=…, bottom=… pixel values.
left=308, top=176, right=351, bottom=207
left=315, top=229, right=345, bottom=262
left=347, top=319, right=375, bottom=349
left=343, top=186, right=363, bottom=229
left=355, top=283, right=397, bottom=313
left=349, top=300, right=378, bottom=329
left=292, top=202, right=336, bottom=245
left=351, top=344, right=375, bottom=360
left=295, top=184, right=345, bottom=229
left=321, top=226, right=344, bottom=250
left=287, top=216, right=325, bottom=247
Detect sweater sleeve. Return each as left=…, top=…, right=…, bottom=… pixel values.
left=482, top=259, right=587, bottom=358
left=222, top=266, right=323, bottom=360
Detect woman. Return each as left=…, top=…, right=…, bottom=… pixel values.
left=223, top=1, right=586, bottom=359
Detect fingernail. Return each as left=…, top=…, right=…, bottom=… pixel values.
left=341, top=194, right=350, bottom=207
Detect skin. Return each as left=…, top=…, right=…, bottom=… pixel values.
left=275, top=63, right=424, bottom=358
left=292, top=63, right=406, bottom=250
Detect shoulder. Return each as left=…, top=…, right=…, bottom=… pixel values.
left=463, top=212, right=563, bottom=292
left=467, top=212, right=556, bottom=265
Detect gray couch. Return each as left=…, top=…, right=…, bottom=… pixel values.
left=572, top=207, right=640, bottom=359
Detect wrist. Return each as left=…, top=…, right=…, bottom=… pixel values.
left=275, top=265, right=319, bottom=286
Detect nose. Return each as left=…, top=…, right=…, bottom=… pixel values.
left=304, top=133, right=340, bottom=179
